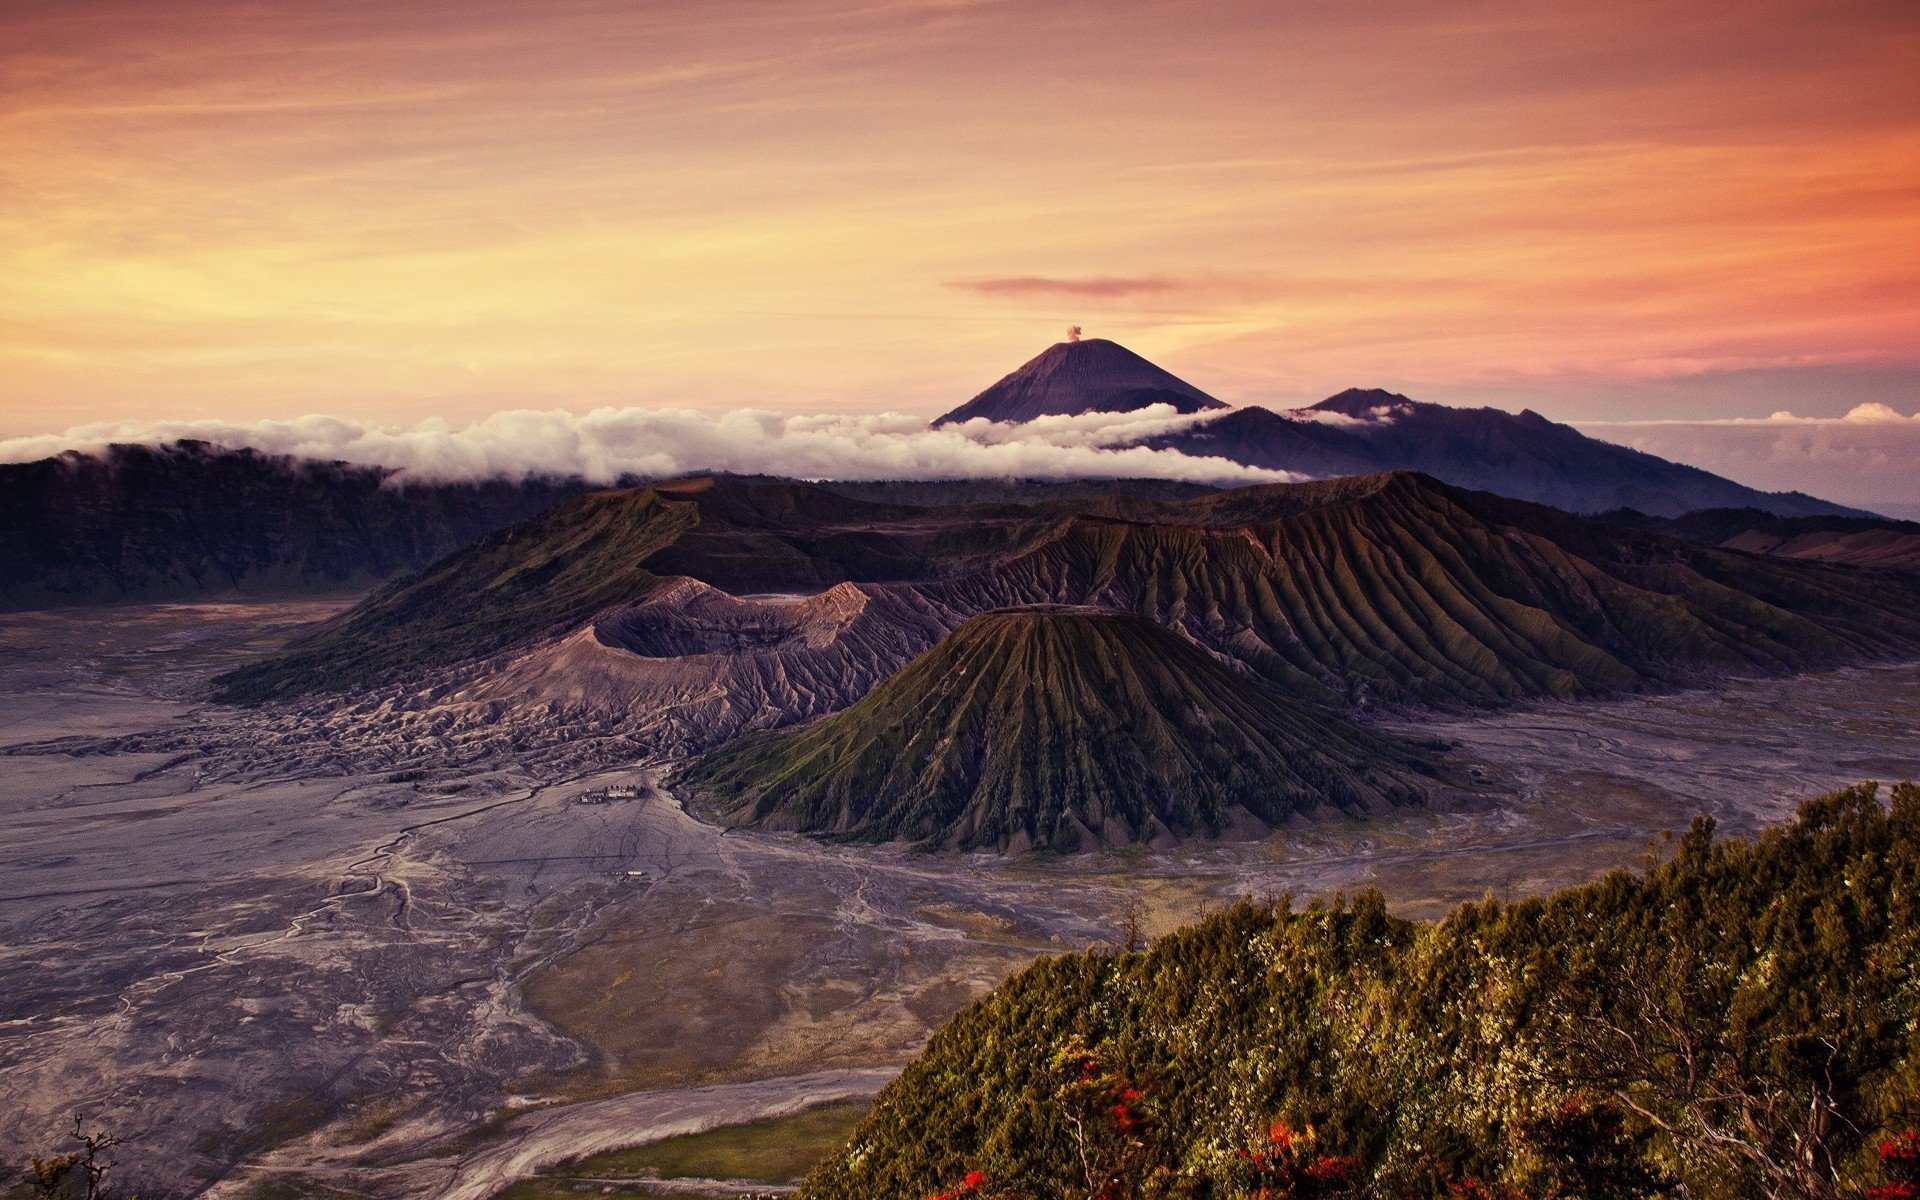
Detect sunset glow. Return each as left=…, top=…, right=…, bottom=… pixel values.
left=3, top=0, right=1916, bottom=432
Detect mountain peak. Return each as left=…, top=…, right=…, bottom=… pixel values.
left=932, top=338, right=1228, bottom=427
left=678, top=606, right=1427, bottom=851
left=1308, top=387, right=1419, bottom=418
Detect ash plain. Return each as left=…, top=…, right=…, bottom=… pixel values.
left=2, top=599, right=1916, bottom=1198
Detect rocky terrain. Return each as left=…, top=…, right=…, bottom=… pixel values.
left=211, top=474, right=1920, bottom=790
left=5, top=599, right=1918, bottom=1199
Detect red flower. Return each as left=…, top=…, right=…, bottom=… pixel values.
left=1866, top=1185, right=1919, bottom=1200
left=1306, top=1154, right=1356, bottom=1182
left=1885, top=1132, right=1920, bottom=1169
left=1268, top=1120, right=1297, bottom=1147
left=927, top=1168, right=990, bottom=1200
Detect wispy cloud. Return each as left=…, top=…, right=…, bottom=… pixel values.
left=948, top=276, right=1185, bottom=299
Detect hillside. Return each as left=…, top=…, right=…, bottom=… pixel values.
left=800, top=784, right=1920, bottom=1200
left=206, top=475, right=1002, bottom=705
left=217, top=474, right=1920, bottom=727
left=210, top=485, right=698, bottom=702
left=910, top=474, right=1920, bottom=708
left=932, top=338, right=1227, bottom=426
left=1600, top=506, right=1920, bottom=570
left=0, top=441, right=585, bottom=610
left=677, top=608, right=1434, bottom=852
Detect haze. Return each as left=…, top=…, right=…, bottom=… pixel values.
left=3, top=1, right=1916, bottom=445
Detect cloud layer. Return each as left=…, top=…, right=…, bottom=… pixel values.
left=1576, top=404, right=1920, bottom=511
left=0, top=405, right=1284, bottom=487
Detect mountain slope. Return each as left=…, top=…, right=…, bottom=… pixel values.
left=1155, top=388, right=1860, bottom=518
left=798, top=785, right=1920, bottom=1200
left=678, top=608, right=1432, bottom=851
left=211, top=485, right=698, bottom=702
left=208, top=475, right=997, bottom=704
left=932, top=338, right=1227, bottom=426
left=1599, top=506, right=1920, bottom=570
left=0, top=441, right=585, bottom=610
left=907, top=473, right=1920, bottom=708
left=219, top=474, right=1920, bottom=727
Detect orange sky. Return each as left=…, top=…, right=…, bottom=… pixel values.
left=3, top=0, right=1917, bottom=433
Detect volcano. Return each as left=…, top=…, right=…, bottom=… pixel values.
left=676, top=607, right=1432, bottom=851
left=931, top=337, right=1227, bottom=426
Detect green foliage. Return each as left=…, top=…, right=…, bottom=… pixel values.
left=493, top=1100, right=869, bottom=1197
left=678, top=609, right=1433, bottom=851
left=801, top=784, right=1920, bottom=1199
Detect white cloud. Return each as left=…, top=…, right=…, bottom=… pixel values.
left=0, top=404, right=1293, bottom=487
left=1577, top=404, right=1920, bottom=511
left=1840, top=402, right=1915, bottom=423
left=1280, top=404, right=1405, bottom=427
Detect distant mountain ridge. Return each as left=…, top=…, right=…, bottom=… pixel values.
left=1597, top=506, right=1920, bottom=571
left=0, top=449, right=1222, bottom=612
left=1154, top=386, right=1861, bottom=518
left=0, top=441, right=589, bottom=611
left=935, top=337, right=1862, bottom=518
left=0, top=339, right=1872, bottom=613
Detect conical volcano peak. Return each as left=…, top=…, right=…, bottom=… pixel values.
left=678, top=606, right=1431, bottom=851
left=932, top=337, right=1228, bottom=426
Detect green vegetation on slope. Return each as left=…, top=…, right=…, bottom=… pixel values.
left=927, top=474, right=1920, bottom=710
left=678, top=608, right=1434, bottom=852
left=801, top=784, right=1920, bottom=1199
left=211, top=486, right=696, bottom=701
left=494, top=1100, right=870, bottom=1199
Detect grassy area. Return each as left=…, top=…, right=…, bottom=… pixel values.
left=493, top=1099, right=869, bottom=1199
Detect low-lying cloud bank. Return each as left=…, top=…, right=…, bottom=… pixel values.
left=0, top=405, right=1285, bottom=486
left=1576, top=403, right=1920, bottom=514
left=10, top=400, right=1913, bottom=513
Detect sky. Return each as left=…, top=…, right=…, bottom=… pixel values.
left=2, top=0, right=1916, bottom=499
